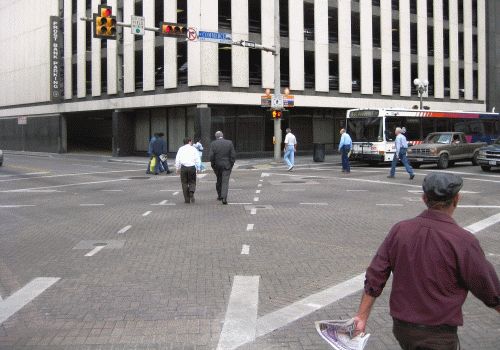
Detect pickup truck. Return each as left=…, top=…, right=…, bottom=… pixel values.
left=407, top=132, right=486, bottom=169
left=477, top=137, right=500, bottom=171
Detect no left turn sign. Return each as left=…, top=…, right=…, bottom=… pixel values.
left=187, top=27, right=198, bottom=41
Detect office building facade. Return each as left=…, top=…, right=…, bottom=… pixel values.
left=0, top=0, right=496, bottom=155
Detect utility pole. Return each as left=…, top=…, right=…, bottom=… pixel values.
left=273, top=0, right=282, bottom=161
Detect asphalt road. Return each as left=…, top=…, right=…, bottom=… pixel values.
left=0, top=153, right=499, bottom=350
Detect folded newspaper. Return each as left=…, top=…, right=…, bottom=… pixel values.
left=315, top=318, right=370, bottom=350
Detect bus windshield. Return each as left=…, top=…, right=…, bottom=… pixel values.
left=346, top=117, right=383, bottom=142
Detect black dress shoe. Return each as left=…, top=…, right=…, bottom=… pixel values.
left=409, top=174, right=415, bottom=180
left=387, top=175, right=395, bottom=178
left=222, top=199, right=228, bottom=205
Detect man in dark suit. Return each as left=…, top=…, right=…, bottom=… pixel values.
left=209, top=131, right=236, bottom=205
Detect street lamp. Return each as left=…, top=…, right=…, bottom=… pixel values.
left=413, top=78, right=429, bottom=110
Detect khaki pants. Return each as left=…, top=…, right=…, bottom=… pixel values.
left=393, top=319, right=460, bottom=350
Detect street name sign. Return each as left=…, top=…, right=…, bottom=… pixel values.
left=198, top=31, right=232, bottom=44
left=131, top=15, right=145, bottom=36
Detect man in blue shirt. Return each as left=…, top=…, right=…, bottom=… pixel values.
left=338, top=128, right=353, bottom=173
left=388, top=127, right=415, bottom=179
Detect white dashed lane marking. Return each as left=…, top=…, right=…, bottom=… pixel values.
left=85, top=245, right=106, bottom=257
left=241, top=245, right=250, bottom=255
left=246, top=224, right=254, bottom=231
left=142, top=211, right=152, bottom=217
left=117, top=225, right=132, bottom=234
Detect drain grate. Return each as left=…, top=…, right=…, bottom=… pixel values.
left=128, top=176, right=150, bottom=180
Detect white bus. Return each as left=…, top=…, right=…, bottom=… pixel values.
left=345, top=108, right=500, bottom=164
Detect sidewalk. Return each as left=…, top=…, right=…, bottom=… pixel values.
left=4, top=150, right=342, bottom=169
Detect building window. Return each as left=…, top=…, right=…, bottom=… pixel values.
left=155, top=47, right=164, bottom=87
left=178, top=0, right=187, bottom=24
left=249, top=49, right=261, bottom=86
left=411, top=62, right=418, bottom=96
left=178, top=41, right=187, bottom=85
left=459, top=68, right=464, bottom=98
left=72, top=63, right=77, bottom=96
left=427, top=0, right=434, bottom=17
left=86, top=61, right=92, bottom=95
left=444, top=66, right=450, bottom=97
left=134, top=1, right=143, bottom=42
left=352, top=56, right=361, bottom=92
left=473, top=69, right=478, bottom=99
left=304, top=51, right=314, bottom=89
left=458, top=0, right=463, bottom=23
left=443, top=29, right=449, bottom=59
left=219, top=45, right=232, bottom=83
left=428, top=63, right=434, bottom=96
left=393, top=60, right=400, bottom=94
left=373, top=59, right=381, bottom=93
left=410, top=23, right=417, bottom=54
left=427, top=27, right=434, bottom=56
left=373, top=15, right=381, bottom=48
left=410, top=1, right=417, bottom=14
left=135, top=51, right=143, bottom=89
left=155, top=1, right=163, bottom=28
left=391, top=0, right=399, bottom=11
left=249, top=0, right=261, bottom=34
left=473, top=34, right=478, bottom=62
left=459, top=32, right=464, bottom=60
left=280, top=0, right=289, bottom=37
left=219, top=0, right=231, bottom=30
left=443, top=0, right=449, bottom=21
left=352, top=11, right=360, bottom=46
left=280, top=49, right=289, bottom=88
left=329, top=54, right=339, bottom=91
left=328, top=7, right=338, bottom=43
left=101, top=58, right=107, bottom=94
left=472, top=0, right=477, bottom=26
left=304, top=2, right=314, bottom=41
left=72, top=22, right=77, bottom=54
left=392, top=20, right=400, bottom=52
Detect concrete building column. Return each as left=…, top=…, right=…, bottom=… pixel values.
left=449, top=0, right=460, bottom=100
left=143, top=0, right=155, bottom=91
left=289, top=0, right=305, bottom=91
left=59, top=115, right=67, bottom=153
left=360, top=0, right=373, bottom=95
left=123, top=0, right=135, bottom=93
left=63, top=0, right=72, bottom=100
left=261, top=0, right=274, bottom=89
left=232, top=0, right=250, bottom=88
left=417, top=0, right=428, bottom=97
left=107, top=0, right=118, bottom=95
left=433, top=0, right=444, bottom=99
left=195, top=105, right=212, bottom=161
left=380, top=0, right=393, bottom=96
left=338, top=0, right=352, bottom=93
left=76, top=0, right=86, bottom=98
left=314, top=0, right=329, bottom=92
left=112, top=110, right=135, bottom=157
left=477, top=0, right=486, bottom=102
left=399, top=0, right=411, bottom=97
left=164, top=0, right=177, bottom=89
left=91, top=0, right=101, bottom=97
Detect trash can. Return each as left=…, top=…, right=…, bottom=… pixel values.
left=313, top=143, right=326, bottom=162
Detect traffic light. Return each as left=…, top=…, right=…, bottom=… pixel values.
left=272, top=110, right=282, bottom=119
left=159, top=22, right=187, bottom=38
left=93, top=5, right=117, bottom=40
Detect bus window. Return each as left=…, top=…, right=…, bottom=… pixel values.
left=422, top=118, right=434, bottom=138
left=435, top=119, right=449, bottom=132
left=385, top=117, right=421, bottom=141
left=346, top=117, right=383, bottom=142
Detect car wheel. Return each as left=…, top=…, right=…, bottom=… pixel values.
left=472, top=152, right=479, bottom=166
left=411, top=163, right=421, bottom=169
left=437, top=154, right=449, bottom=169
left=480, top=165, right=491, bottom=172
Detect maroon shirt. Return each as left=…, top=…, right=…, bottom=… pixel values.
left=365, top=209, right=500, bottom=326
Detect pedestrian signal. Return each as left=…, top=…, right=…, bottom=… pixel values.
left=159, top=22, right=187, bottom=38
left=93, top=5, right=117, bottom=40
left=272, top=110, right=282, bottom=119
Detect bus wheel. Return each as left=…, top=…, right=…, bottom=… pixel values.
left=437, top=154, right=449, bottom=169
left=411, top=163, right=421, bottom=169
left=367, top=161, right=379, bottom=167
left=481, top=165, right=491, bottom=172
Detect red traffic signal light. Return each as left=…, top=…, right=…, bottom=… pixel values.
left=159, top=22, right=187, bottom=38
left=94, top=5, right=117, bottom=40
left=272, top=110, right=282, bottom=119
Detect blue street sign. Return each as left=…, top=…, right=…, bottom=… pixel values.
left=198, top=31, right=232, bottom=44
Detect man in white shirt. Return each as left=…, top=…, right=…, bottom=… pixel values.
left=175, top=138, right=201, bottom=204
left=284, top=128, right=297, bottom=171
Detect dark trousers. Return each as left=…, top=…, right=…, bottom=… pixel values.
left=341, top=146, right=351, bottom=172
left=180, top=166, right=196, bottom=202
left=214, top=166, right=232, bottom=200
left=393, top=319, right=460, bottom=350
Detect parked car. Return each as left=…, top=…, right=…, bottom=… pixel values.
left=0, top=149, right=3, bottom=166
left=407, top=132, right=486, bottom=169
left=477, top=138, right=500, bottom=171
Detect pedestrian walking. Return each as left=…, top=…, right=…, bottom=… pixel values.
left=353, top=172, right=500, bottom=350
left=388, top=127, right=415, bottom=180
left=175, top=137, right=201, bottom=204
left=338, top=128, right=352, bottom=173
left=146, top=133, right=158, bottom=174
left=193, top=138, right=206, bottom=172
left=284, top=128, right=297, bottom=171
left=209, top=131, right=236, bottom=205
left=151, top=133, right=168, bottom=175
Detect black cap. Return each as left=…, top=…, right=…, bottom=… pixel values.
left=422, top=172, right=463, bottom=201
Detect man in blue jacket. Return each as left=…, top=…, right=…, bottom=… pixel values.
left=338, top=128, right=352, bottom=173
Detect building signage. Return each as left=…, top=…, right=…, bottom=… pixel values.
left=49, top=16, right=63, bottom=102
left=198, top=31, right=232, bottom=44
left=131, top=15, right=145, bottom=36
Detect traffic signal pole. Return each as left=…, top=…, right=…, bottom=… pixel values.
left=273, top=0, right=282, bottom=162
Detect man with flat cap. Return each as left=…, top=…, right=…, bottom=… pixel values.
left=352, top=172, right=500, bottom=350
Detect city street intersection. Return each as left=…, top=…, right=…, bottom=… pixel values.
left=0, top=154, right=499, bottom=350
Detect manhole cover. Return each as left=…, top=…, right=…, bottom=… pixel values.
left=281, top=181, right=307, bottom=184
left=93, top=243, right=108, bottom=247
left=128, top=176, right=150, bottom=180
